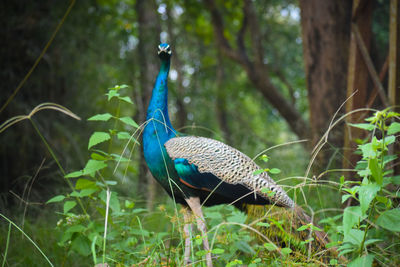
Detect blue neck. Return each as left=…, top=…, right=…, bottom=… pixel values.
left=143, top=57, right=177, bottom=151
left=146, top=58, right=173, bottom=129
left=143, top=57, right=176, bottom=183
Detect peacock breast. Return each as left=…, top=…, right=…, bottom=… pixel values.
left=143, top=124, right=177, bottom=186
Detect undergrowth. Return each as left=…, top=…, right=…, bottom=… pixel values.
left=1, top=85, right=400, bottom=266
left=321, top=109, right=400, bottom=266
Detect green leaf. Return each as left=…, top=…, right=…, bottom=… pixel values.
left=70, top=191, right=80, bottom=197
left=260, top=187, right=276, bottom=197
left=359, top=143, right=376, bottom=159
left=125, top=200, right=135, bottom=209
left=235, top=240, right=255, bottom=254
left=263, top=242, right=277, bottom=251
left=117, top=131, right=131, bottom=140
left=269, top=168, right=281, bottom=174
left=63, top=201, right=77, bottom=214
left=359, top=183, right=380, bottom=215
left=310, top=224, right=323, bottom=231
left=206, top=212, right=223, bottom=220
left=195, top=235, right=203, bottom=245
left=109, top=84, right=129, bottom=91
left=348, top=254, right=374, bottom=267
left=326, top=241, right=339, bottom=248
left=87, top=113, right=113, bottom=121
left=65, top=170, right=84, bottom=178
left=392, top=175, right=400, bottom=185
left=260, top=187, right=270, bottom=194
left=343, top=229, right=364, bottom=246
left=119, top=117, right=139, bottom=128
left=75, top=178, right=96, bottom=189
left=46, top=195, right=65, bottom=204
left=256, top=222, right=270, bottom=227
left=329, top=259, right=338, bottom=265
left=118, top=96, right=133, bottom=104
left=297, top=225, right=309, bottom=231
left=211, top=248, right=224, bottom=254
left=65, top=225, right=86, bottom=233
left=348, top=123, right=375, bottom=131
left=83, top=160, right=107, bottom=175
left=88, top=132, right=111, bottom=149
left=106, top=90, right=119, bottom=101
left=253, top=169, right=264, bottom=175
left=300, top=238, right=314, bottom=245
left=383, top=154, right=398, bottom=165
left=78, top=188, right=99, bottom=197
left=90, top=152, right=109, bottom=161
left=281, top=247, right=292, bottom=255
left=71, top=235, right=91, bottom=256
left=386, top=111, right=400, bottom=118
left=376, top=209, right=400, bottom=232
left=387, top=122, right=400, bottom=135
left=111, top=154, right=131, bottom=163
left=195, top=250, right=208, bottom=257
left=369, top=158, right=383, bottom=185
left=342, top=194, right=352, bottom=203
left=375, top=195, right=388, bottom=204
left=227, top=211, right=246, bottom=224
left=226, top=259, right=243, bottom=267
left=363, top=238, right=382, bottom=246
left=343, top=206, right=364, bottom=236
left=104, top=180, right=117, bottom=186
left=384, top=135, right=396, bottom=146
left=261, top=154, right=269, bottom=162
left=119, top=84, right=129, bottom=89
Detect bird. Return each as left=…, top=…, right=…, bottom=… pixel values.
left=143, top=43, right=331, bottom=266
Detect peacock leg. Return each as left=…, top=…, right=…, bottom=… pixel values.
left=185, top=197, right=213, bottom=267
left=183, top=207, right=193, bottom=265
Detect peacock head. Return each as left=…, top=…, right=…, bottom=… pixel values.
left=158, top=43, right=172, bottom=60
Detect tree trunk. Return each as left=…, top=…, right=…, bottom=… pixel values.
left=299, top=0, right=352, bottom=170
left=342, top=0, right=373, bottom=173
left=135, top=0, right=161, bottom=210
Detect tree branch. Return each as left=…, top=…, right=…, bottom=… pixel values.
left=243, top=0, right=264, bottom=67
left=203, top=0, right=311, bottom=141
left=203, top=0, right=245, bottom=64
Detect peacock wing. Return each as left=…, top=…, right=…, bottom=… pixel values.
left=164, top=136, right=295, bottom=208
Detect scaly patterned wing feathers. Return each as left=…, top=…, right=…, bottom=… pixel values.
left=164, top=136, right=295, bottom=208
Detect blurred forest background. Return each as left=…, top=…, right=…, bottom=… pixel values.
left=0, top=0, right=399, bottom=265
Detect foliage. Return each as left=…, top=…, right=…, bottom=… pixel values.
left=2, top=89, right=399, bottom=265
left=322, top=109, right=400, bottom=266
left=46, top=85, right=146, bottom=265
left=40, top=86, right=318, bottom=266
left=1, top=1, right=397, bottom=266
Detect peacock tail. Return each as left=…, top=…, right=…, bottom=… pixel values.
left=244, top=205, right=328, bottom=254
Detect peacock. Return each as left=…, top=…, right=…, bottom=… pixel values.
left=143, top=43, right=332, bottom=266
